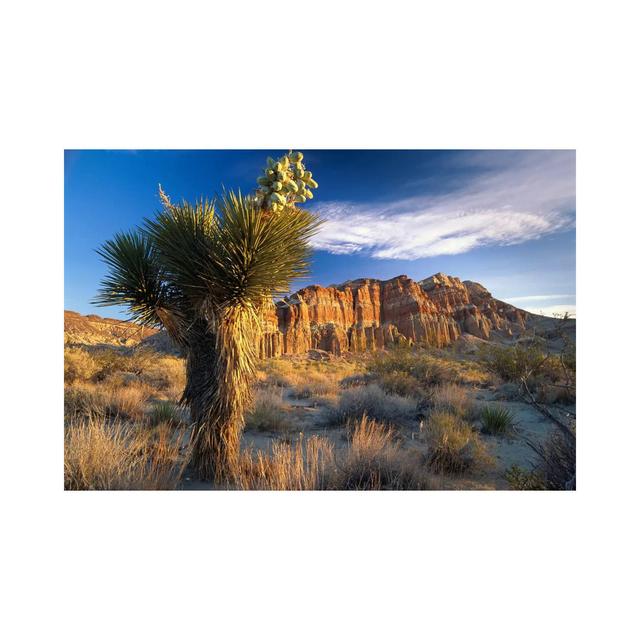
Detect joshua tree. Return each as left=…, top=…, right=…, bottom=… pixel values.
left=95, top=152, right=319, bottom=481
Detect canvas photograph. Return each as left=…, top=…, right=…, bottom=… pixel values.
left=64, top=149, right=576, bottom=490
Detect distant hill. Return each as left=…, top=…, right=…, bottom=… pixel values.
left=64, top=310, right=159, bottom=347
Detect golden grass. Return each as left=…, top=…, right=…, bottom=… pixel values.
left=257, top=356, right=364, bottom=391
left=430, top=383, right=473, bottom=417
left=65, top=383, right=153, bottom=421
left=367, top=348, right=492, bottom=389
left=244, top=387, right=293, bottom=432
left=336, top=416, right=434, bottom=490
left=235, top=417, right=434, bottom=491
left=64, top=346, right=185, bottom=399
left=421, top=410, right=492, bottom=475
left=235, top=435, right=335, bottom=490
left=64, top=347, right=101, bottom=383
left=64, top=416, right=190, bottom=490
left=140, top=355, right=186, bottom=401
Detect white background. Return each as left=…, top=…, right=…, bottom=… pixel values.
left=1, top=1, right=638, bottom=638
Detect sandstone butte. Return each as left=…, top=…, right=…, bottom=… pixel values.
left=256, top=272, right=530, bottom=358
left=65, top=273, right=535, bottom=356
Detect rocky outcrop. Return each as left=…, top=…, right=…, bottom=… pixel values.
left=66, top=272, right=532, bottom=357
left=260, top=272, right=529, bottom=356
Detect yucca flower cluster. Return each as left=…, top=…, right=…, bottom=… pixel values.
left=255, top=150, right=318, bottom=213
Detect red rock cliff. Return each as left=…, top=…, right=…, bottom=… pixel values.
left=258, top=273, right=529, bottom=356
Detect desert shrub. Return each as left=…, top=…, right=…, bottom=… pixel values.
left=290, top=371, right=339, bottom=399
left=535, top=382, right=576, bottom=405
left=339, top=373, right=372, bottom=388
left=64, top=383, right=152, bottom=421
left=64, top=416, right=189, bottom=490
left=327, top=384, right=417, bottom=426
left=479, top=404, right=515, bottom=435
left=368, top=350, right=451, bottom=386
left=421, top=410, right=491, bottom=474
left=64, top=347, right=100, bottom=384
left=89, top=347, right=156, bottom=381
left=140, top=355, right=186, bottom=395
left=235, top=435, right=334, bottom=490
left=334, top=416, right=433, bottom=490
left=259, top=360, right=296, bottom=388
left=105, top=385, right=153, bottom=421
left=478, top=342, right=549, bottom=383
left=64, top=385, right=107, bottom=418
left=430, top=383, right=472, bottom=417
left=377, top=370, right=425, bottom=398
left=65, top=345, right=175, bottom=389
left=529, top=429, right=576, bottom=490
left=245, top=387, right=293, bottom=432
left=504, top=464, right=546, bottom=490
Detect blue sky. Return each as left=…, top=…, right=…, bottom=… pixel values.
left=64, top=150, right=575, bottom=318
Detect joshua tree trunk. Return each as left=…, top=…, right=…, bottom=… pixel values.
left=184, top=309, right=256, bottom=483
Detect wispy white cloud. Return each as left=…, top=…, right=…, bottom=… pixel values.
left=311, top=151, right=575, bottom=259
left=521, top=304, right=576, bottom=318
left=505, top=294, right=575, bottom=304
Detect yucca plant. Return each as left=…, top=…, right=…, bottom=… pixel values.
left=95, top=152, right=320, bottom=481
left=479, top=404, right=515, bottom=435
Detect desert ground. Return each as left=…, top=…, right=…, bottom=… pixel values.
left=64, top=311, right=575, bottom=490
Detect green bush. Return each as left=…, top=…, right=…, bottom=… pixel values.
left=479, top=404, right=515, bottom=435
left=478, top=342, right=548, bottom=382
left=148, top=401, right=181, bottom=427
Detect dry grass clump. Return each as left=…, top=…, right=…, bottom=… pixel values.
left=234, top=417, right=433, bottom=491
left=64, top=383, right=153, bottom=421
left=376, top=370, right=425, bottom=398
left=339, top=373, right=372, bottom=388
left=64, top=346, right=185, bottom=398
left=235, top=435, right=335, bottom=490
left=107, top=385, right=153, bottom=420
left=421, top=410, right=492, bottom=474
left=326, top=384, right=417, bottom=427
left=260, top=363, right=295, bottom=388
left=64, top=416, right=189, bottom=490
left=335, top=416, right=433, bottom=490
left=430, top=383, right=473, bottom=417
left=257, top=356, right=364, bottom=394
left=245, top=387, right=293, bottom=432
left=289, top=370, right=340, bottom=399
left=139, top=355, right=186, bottom=400
left=64, top=347, right=101, bottom=383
